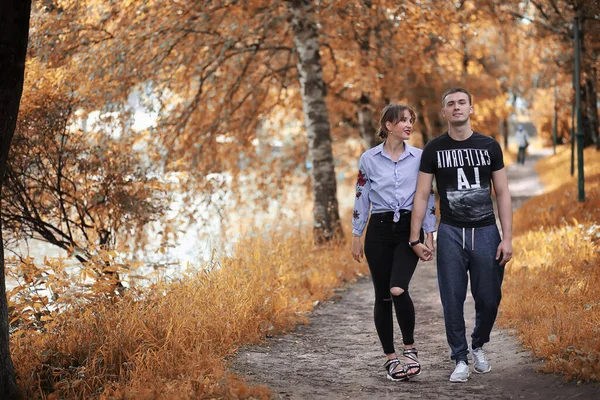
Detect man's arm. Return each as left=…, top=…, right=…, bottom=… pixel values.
left=492, top=168, right=513, bottom=265
left=410, top=172, right=434, bottom=261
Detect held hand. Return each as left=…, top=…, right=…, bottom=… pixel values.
left=411, top=243, right=433, bottom=262
left=351, top=236, right=364, bottom=263
left=495, top=240, right=513, bottom=266
left=425, top=233, right=435, bottom=253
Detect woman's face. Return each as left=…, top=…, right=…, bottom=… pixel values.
left=386, top=109, right=413, bottom=141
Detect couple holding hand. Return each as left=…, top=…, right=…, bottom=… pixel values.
left=351, top=88, right=513, bottom=383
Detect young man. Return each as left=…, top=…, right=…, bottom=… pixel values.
left=408, top=88, right=513, bottom=382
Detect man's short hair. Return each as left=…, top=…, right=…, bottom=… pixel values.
left=442, top=88, right=472, bottom=107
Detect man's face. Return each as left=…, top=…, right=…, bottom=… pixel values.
left=441, top=92, right=473, bottom=125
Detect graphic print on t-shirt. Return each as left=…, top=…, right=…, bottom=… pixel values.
left=436, top=148, right=494, bottom=222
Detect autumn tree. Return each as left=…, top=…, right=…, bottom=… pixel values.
left=322, top=1, right=440, bottom=147
left=286, top=0, right=342, bottom=241
left=0, top=1, right=31, bottom=397
left=321, top=1, right=518, bottom=151
left=504, top=0, right=600, bottom=148
left=2, top=60, right=171, bottom=283
left=30, top=0, right=345, bottom=242
left=25, top=0, right=556, bottom=249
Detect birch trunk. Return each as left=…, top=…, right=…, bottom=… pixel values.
left=288, top=0, right=342, bottom=243
left=0, top=0, right=31, bottom=397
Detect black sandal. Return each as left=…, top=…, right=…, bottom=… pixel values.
left=384, top=358, right=409, bottom=381
left=402, top=348, right=421, bottom=377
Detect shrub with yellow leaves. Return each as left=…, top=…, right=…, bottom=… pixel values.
left=11, top=226, right=366, bottom=399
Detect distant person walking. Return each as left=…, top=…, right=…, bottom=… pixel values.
left=515, top=125, right=529, bottom=165
left=409, top=88, right=513, bottom=383
left=351, top=104, right=437, bottom=382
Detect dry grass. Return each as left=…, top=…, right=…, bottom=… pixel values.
left=12, top=228, right=367, bottom=399
left=500, top=145, right=600, bottom=382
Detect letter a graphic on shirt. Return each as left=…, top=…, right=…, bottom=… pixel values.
left=457, top=168, right=471, bottom=190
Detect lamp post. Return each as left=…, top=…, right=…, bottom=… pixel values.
left=574, top=15, right=585, bottom=202
left=571, top=97, right=575, bottom=176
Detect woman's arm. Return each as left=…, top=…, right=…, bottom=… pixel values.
left=351, top=156, right=371, bottom=262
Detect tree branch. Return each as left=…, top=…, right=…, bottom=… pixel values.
left=505, top=10, right=569, bottom=36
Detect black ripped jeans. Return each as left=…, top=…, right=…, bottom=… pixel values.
left=364, top=210, right=424, bottom=355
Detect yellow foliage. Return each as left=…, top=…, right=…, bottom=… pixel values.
left=11, top=227, right=367, bottom=398
left=500, top=145, right=600, bottom=382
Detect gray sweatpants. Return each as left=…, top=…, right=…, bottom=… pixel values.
left=436, top=222, right=505, bottom=363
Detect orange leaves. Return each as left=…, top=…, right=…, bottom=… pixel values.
left=500, top=147, right=600, bottom=382
left=5, top=56, right=174, bottom=262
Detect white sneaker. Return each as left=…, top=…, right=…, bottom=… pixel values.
left=449, top=361, right=470, bottom=382
left=472, top=347, right=491, bottom=374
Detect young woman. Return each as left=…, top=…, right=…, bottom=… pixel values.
left=351, top=104, right=436, bottom=381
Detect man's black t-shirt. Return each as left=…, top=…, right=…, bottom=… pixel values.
left=420, top=131, right=504, bottom=228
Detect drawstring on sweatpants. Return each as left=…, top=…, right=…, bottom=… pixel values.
left=461, top=227, right=475, bottom=251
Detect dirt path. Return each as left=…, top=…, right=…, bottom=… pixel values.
left=236, top=149, right=600, bottom=399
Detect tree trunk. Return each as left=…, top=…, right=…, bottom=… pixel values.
left=584, top=74, right=598, bottom=149
left=288, top=0, right=342, bottom=243
left=357, top=93, right=378, bottom=149
left=503, top=118, right=509, bottom=150
left=579, top=16, right=597, bottom=148
left=355, top=15, right=378, bottom=151
left=506, top=93, right=518, bottom=150
left=416, top=100, right=430, bottom=145
left=580, top=81, right=595, bottom=148
left=0, top=1, right=31, bottom=398
left=427, top=106, right=444, bottom=139
left=424, top=85, right=443, bottom=140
